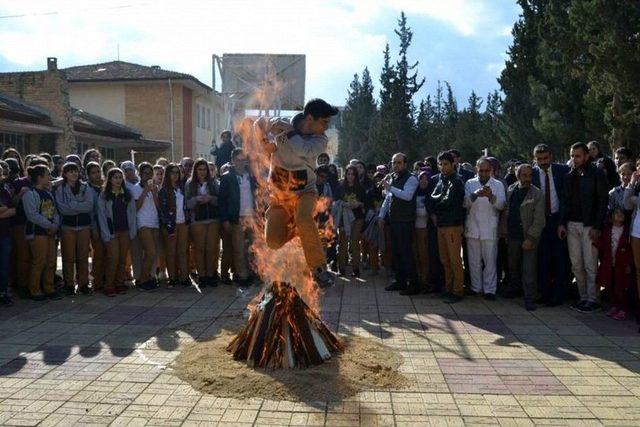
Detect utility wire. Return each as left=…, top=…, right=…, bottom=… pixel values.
left=0, top=3, right=148, bottom=20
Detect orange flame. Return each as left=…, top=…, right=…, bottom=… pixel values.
left=233, top=117, right=333, bottom=314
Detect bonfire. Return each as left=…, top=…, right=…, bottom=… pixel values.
left=224, top=116, right=343, bottom=369
left=227, top=282, right=343, bottom=368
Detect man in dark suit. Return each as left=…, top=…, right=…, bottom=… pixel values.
left=531, top=144, right=570, bottom=306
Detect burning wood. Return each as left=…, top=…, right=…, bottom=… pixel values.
left=227, top=282, right=343, bottom=369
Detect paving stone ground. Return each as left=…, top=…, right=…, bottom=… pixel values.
left=1, top=271, right=640, bottom=426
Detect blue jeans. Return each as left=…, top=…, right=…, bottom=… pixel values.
left=0, top=235, right=11, bottom=295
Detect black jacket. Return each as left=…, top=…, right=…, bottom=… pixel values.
left=560, top=163, right=608, bottom=230
left=211, top=140, right=235, bottom=170
left=218, top=167, right=257, bottom=224
left=430, top=172, right=465, bottom=227
left=158, top=186, right=188, bottom=234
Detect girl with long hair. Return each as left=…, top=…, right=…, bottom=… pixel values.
left=158, top=163, right=189, bottom=287
left=185, top=158, right=220, bottom=287
left=23, top=164, right=60, bottom=300
left=97, top=168, right=137, bottom=296
left=334, top=165, right=366, bottom=277
left=55, top=162, right=94, bottom=295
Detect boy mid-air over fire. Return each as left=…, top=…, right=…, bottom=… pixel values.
left=254, top=98, right=338, bottom=288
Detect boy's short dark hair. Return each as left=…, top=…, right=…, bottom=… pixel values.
left=317, top=152, right=330, bottom=161
left=138, top=161, right=153, bottom=173
left=303, top=98, right=339, bottom=119
left=533, top=144, right=550, bottom=156
left=315, top=165, right=330, bottom=176
left=571, top=142, right=589, bottom=154
left=615, top=147, right=632, bottom=159
left=231, top=147, right=244, bottom=160
left=437, top=151, right=454, bottom=163
left=449, top=149, right=461, bottom=158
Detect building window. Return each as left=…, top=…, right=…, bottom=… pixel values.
left=207, top=108, right=211, bottom=130
left=0, top=133, right=25, bottom=154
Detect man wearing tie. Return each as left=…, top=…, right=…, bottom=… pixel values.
left=532, top=144, right=570, bottom=306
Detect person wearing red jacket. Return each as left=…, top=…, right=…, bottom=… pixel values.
left=597, top=208, right=636, bottom=320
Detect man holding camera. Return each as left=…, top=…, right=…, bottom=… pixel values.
left=463, top=158, right=506, bottom=299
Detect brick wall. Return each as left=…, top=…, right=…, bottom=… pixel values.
left=124, top=81, right=184, bottom=161
left=0, top=69, right=76, bottom=154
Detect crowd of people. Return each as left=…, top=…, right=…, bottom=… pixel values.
left=0, top=133, right=638, bottom=328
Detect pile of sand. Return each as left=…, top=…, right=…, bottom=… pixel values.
left=171, top=330, right=407, bottom=401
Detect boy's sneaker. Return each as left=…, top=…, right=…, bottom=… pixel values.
left=0, top=294, right=13, bottom=306
left=313, top=268, right=334, bottom=289
left=46, top=292, right=63, bottom=301
left=577, top=301, right=600, bottom=313
left=137, top=280, right=156, bottom=291
left=115, top=285, right=128, bottom=294
left=103, top=288, right=117, bottom=297
left=571, top=300, right=587, bottom=311
left=351, top=268, right=360, bottom=278
left=444, top=294, right=463, bottom=304
left=80, top=287, right=94, bottom=296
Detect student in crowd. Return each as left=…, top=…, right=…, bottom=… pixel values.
left=82, top=149, right=102, bottom=172
left=503, top=164, right=545, bottom=310
left=97, top=168, right=137, bottom=296
left=23, top=164, right=61, bottom=301
left=597, top=208, right=634, bottom=321
left=102, top=160, right=116, bottom=178
left=51, top=155, right=63, bottom=179
left=414, top=171, right=430, bottom=291
left=155, top=157, right=169, bottom=167
left=463, top=158, right=506, bottom=299
left=55, top=162, right=94, bottom=295
left=0, top=162, right=15, bottom=305
left=333, top=165, right=366, bottom=277
left=158, top=163, right=190, bottom=288
left=10, top=156, right=46, bottom=296
left=559, top=142, right=609, bottom=313
left=131, top=162, right=160, bottom=290
left=85, top=162, right=105, bottom=292
left=152, top=163, right=167, bottom=278
left=219, top=148, right=256, bottom=288
left=609, top=162, right=634, bottom=214
left=429, top=151, right=466, bottom=303
left=185, top=158, right=220, bottom=287
left=212, top=130, right=236, bottom=171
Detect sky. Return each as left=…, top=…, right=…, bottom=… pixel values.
left=0, top=0, right=521, bottom=109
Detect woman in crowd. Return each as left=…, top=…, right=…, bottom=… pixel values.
left=86, top=162, right=105, bottom=292
left=82, top=149, right=102, bottom=172
left=55, top=162, right=94, bottom=295
left=131, top=162, right=160, bottom=290
left=97, top=168, right=137, bottom=297
left=102, top=160, right=116, bottom=178
left=158, top=163, right=190, bottom=287
left=334, top=165, right=366, bottom=277
left=23, top=164, right=60, bottom=301
left=0, top=161, right=15, bottom=306
left=185, top=158, right=220, bottom=287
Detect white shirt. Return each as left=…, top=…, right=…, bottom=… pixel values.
left=538, top=167, right=559, bottom=214
left=238, top=173, right=254, bottom=217
left=198, top=182, right=208, bottom=196
left=131, top=183, right=159, bottom=229
left=415, top=195, right=427, bottom=229
left=611, top=225, right=623, bottom=266
left=463, top=176, right=506, bottom=240
left=175, top=189, right=185, bottom=224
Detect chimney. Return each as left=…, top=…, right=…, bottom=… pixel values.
left=47, top=57, right=57, bottom=71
